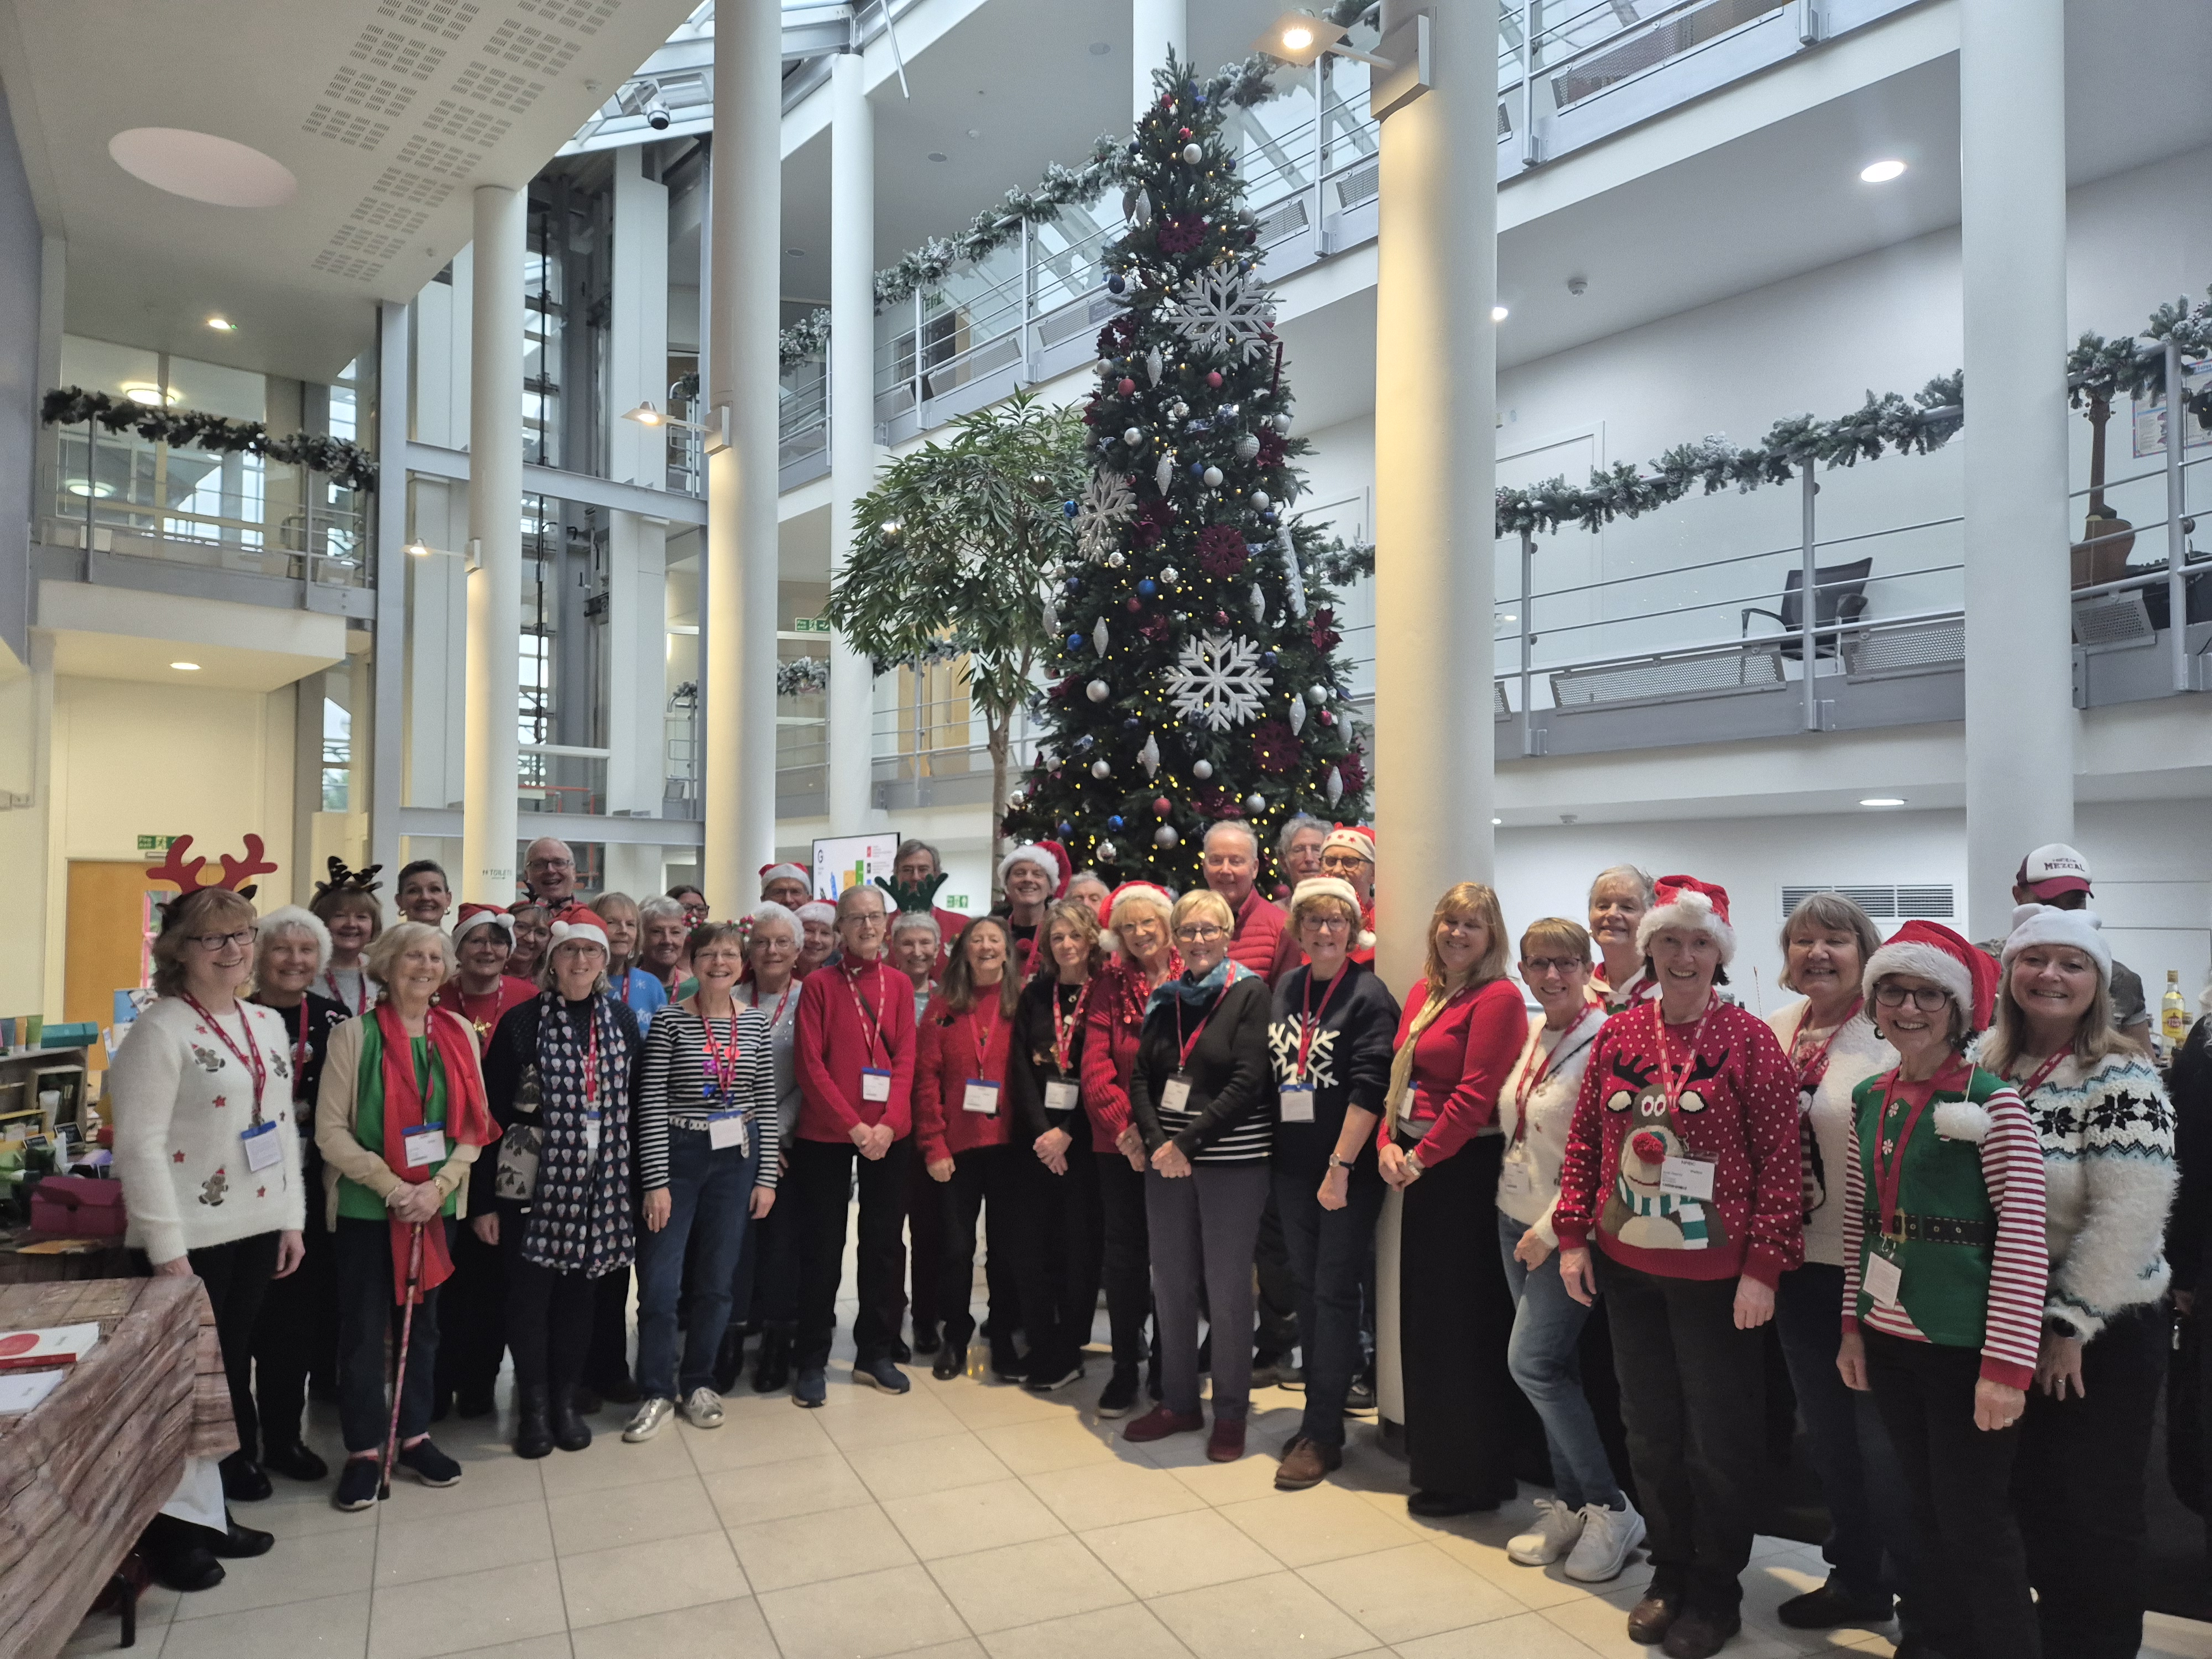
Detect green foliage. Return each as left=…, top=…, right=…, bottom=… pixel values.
left=41, top=386, right=377, bottom=492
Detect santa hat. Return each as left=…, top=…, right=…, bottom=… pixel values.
left=452, top=902, right=515, bottom=945
left=1000, top=841, right=1072, bottom=897
left=547, top=904, right=609, bottom=952
left=1634, top=874, right=1736, bottom=963
left=1999, top=902, right=2112, bottom=987
left=759, top=861, right=810, bottom=893
left=1288, top=877, right=1375, bottom=952
left=795, top=900, right=837, bottom=926
left=1862, top=920, right=1999, bottom=1031
left=1321, top=823, right=1375, bottom=864
left=1098, top=880, right=1175, bottom=956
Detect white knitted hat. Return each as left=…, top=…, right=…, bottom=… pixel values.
left=1999, top=902, right=2112, bottom=985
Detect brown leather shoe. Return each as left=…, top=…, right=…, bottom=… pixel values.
left=1206, top=1415, right=1247, bottom=1462
left=1273, top=1435, right=1342, bottom=1490
left=1626, top=1593, right=1681, bottom=1645
left=1660, top=1608, right=1740, bottom=1658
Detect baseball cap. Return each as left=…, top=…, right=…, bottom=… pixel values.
left=2016, top=843, right=2092, bottom=899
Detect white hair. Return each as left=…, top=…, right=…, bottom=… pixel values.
left=255, top=905, right=332, bottom=975
left=745, top=902, right=801, bottom=945
left=889, top=911, right=943, bottom=942
left=1277, top=813, right=1325, bottom=857
left=1202, top=820, right=1260, bottom=858
left=638, top=894, right=686, bottom=926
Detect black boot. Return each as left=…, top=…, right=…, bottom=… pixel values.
left=549, top=1383, right=593, bottom=1452
left=514, top=1385, right=555, bottom=1459
left=713, top=1326, right=745, bottom=1394
left=753, top=1326, right=792, bottom=1394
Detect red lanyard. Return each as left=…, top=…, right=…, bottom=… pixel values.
left=1515, top=1006, right=1601, bottom=1139
left=455, top=986, right=508, bottom=1048
left=845, top=961, right=889, bottom=1065
left=571, top=1005, right=603, bottom=1110
left=1173, top=988, right=1223, bottom=1071
left=1292, top=967, right=1350, bottom=1084
left=758, top=983, right=796, bottom=1027
left=1788, top=998, right=1863, bottom=1090
left=324, top=968, right=369, bottom=1016
left=1871, top=1054, right=1973, bottom=1233
left=183, top=993, right=268, bottom=1110
left=698, top=1009, right=741, bottom=1100
left=2013, top=1050, right=2069, bottom=1101
left=1650, top=993, right=1716, bottom=1124
left=971, top=994, right=1003, bottom=1077
left=1050, top=981, right=1089, bottom=1073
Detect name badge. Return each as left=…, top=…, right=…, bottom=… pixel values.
left=1658, top=1155, right=1715, bottom=1200
left=1864, top=1249, right=1904, bottom=1308
left=962, top=1079, right=1000, bottom=1115
left=1044, top=1079, right=1079, bottom=1114
left=242, top=1120, right=283, bottom=1172
left=708, top=1110, right=748, bottom=1152
left=402, top=1124, right=447, bottom=1169
left=1279, top=1086, right=1316, bottom=1124
left=1160, top=1073, right=1193, bottom=1114
left=860, top=1067, right=893, bottom=1103
left=1498, top=1158, right=1535, bottom=1199
left=585, top=1114, right=602, bottom=1161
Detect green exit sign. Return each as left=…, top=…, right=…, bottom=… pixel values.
left=135, top=834, right=177, bottom=851
left=791, top=617, right=831, bottom=634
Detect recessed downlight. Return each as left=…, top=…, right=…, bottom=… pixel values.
left=1491, top=305, right=1510, bottom=321
left=1859, top=159, right=1907, bottom=184
left=121, top=382, right=175, bottom=408
left=1491, top=816, right=1504, bottom=826
left=927, top=151, right=948, bottom=163
left=170, top=661, right=202, bottom=672
left=1088, top=40, right=1112, bottom=55
left=1859, top=796, right=1906, bottom=807
left=205, top=315, right=237, bottom=333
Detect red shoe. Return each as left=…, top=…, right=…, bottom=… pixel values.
left=1206, top=1416, right=1246, bottom=1462
left=1121, top=1405, right=1205, bottom=1443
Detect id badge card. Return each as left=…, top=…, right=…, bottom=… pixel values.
left=962, top=1079, right=1001, bottom=1115
left=707, top=1110, right=748, bottom=1152
left=1864, top=1249, right=1903, bottom=1308
left=1044, top=1079, right=1079, bottom=1114
left=1658, top=1155, right=1715, bottom=1200
left=860, top=1067, right=893, bottom=1103
left=585, top=1113, right=602, bottom=1161
left=1279, top=1086, right=1316, bottom=1124
left=1498, top=1157, right=1535, bottom=1199
left=1160, top=1073, right=1193, bottom=1114
left=402, top=1124, right=447, bottom=1169
left=242, top=1120, right=283, bottom=1172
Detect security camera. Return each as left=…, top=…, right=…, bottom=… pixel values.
left=620, top=79, right=672, bottom=130
left=643, top=89, right=671, bottom=131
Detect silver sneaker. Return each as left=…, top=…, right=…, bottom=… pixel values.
left=622, top=1396, right=675, bottom=1442
left=680, top=1386, right=726, bottom=1429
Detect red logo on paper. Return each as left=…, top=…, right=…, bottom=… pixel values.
left=0, top=1333, right=38, bottom=1358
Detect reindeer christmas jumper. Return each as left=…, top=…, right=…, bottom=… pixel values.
left=1554, top=997, right=1804, bottom=1286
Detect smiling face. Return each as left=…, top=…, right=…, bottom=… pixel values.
left=1065, top=873, right=1110, bottom=912
left=324, top=902, right=377, bottom=962
left=1786, top=925, right=1865, bottom=1012
left=524, top=841, right=576, bottom=900
left=1118, top=903, right=1170, bottom=969
left=1282, top=825, right=1326, bottom=884
left=1202, top=831, right=1258, bottom=907
left=764, top=875, right=812, bottom=910
left=1874, top=973, right=1959, bottom=1068
left=389, top=938, right=448, bottom=1008
left=1296, top=900, right=1355, bottom=979
left=836, top=892, right=887, bottom=962
left=1520, top=947, right=1593, bottom=1024
left=800, top=917, right=836, bottom=965
left=963, top=921, right=1009, bottom=982
left=1047, top=917, right=1092, bottom=981
left=642, top=916, right=688, bottom=972
left=2010, top=945, right=2099, bottom=1036
left=892, top=925, right=940, bottom=984
left=257, top=927, right=321, bottom=999
left=1176, top=915, right=1229, bottom=976
left=397, top=869, right=450, bottom=924
left=1319, top=844, right=1374, bottom=905
left=458, top=928, right=513, bottom=982
left=748, top=916, right=799, bottom=985
left=1004, top=860, right=1052, bottom=910
left=507, top=910, right=550, bottom=973
left=895, top=848, right=940, bottom=886
left=1433, top=910, right=1490, bottom=978
left=1650, top=927, right=1721, bottom=995
left=551, top=939, right=604, bottom=1000
left=1588, top=878, right=1647, bottom=956
left=599, top=907, right=639, bottom=964
left=693, top=937, right=744, bottom=994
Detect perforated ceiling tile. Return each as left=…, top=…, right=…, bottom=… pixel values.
left=394, top=133, right=480, bottom=178
left=324, top=64, right=418, bottom=117
left=419, top=98, right=513, bottom=147
left=348, top=194, right=433, bottom=234
left=515, top=0, right=618, bottom=36
left=301, top=103, right=393, bottom=149
left=450, top=60, right=545, bottom=113
left=367, top=165, right=454, bottom=207
left=349, top=23, right=450, bottom=81
left=311, top=247, right=386, bottom=282
left=324, top=222, right=411, bottom=260
left=375, top=0, right=482, bottom=38
left=484, top=18, right=580, bottom=76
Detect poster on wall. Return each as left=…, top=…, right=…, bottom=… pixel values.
left=812, top=834, right=901, bottom=900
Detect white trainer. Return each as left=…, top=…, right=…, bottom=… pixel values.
left=681, top=1386, right=726, bottom=1429
left=1563, top=1498, right=1646, bottom=1582
left=1506, top=1497, right=1585, bottom=1566
left=623, top=1397, right=674, bottom=1442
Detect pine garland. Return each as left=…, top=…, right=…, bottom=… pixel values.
left=776, top=656, right=830, bottom=697
left=41, top=387, right=378, bottom=492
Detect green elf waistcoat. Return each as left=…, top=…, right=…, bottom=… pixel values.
left=1849, top=1066, right=2004, bottom=1349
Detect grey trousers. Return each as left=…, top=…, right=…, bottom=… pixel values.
left=1145, top=1160, right=1272, bottom=1420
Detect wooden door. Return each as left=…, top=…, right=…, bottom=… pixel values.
left=65, top=862, right=169, bottom=1071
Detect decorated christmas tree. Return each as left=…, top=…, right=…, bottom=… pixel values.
left=999, top=54, right=1371, bottom=889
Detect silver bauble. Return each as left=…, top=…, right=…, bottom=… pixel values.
left=1086, top=679, right=1110, bottom=702
left=1202, top=466, right=1223, bottom=488
left=1091, top=759, right=1112, bottom=779
left=1154, top=824, right=1180, bottom=849
left=1107, top=551, right=1127, bottom=568
left=1161, top=566, right=1180, bottom=586
left=1244, top=794, right=1265, bottom=813
left=1306, top=684, right=1328, bottom=705
left=1250, top=491, right=1271, bottom=511
left=1234, top=434, right=1260, bottom=462
left=1181, top=143, right=1203, bottom=164
left=1097, top=839, right=1118, bottom=862
left=1191, top=758, right=1213, bottom=780
left=1123, top=425, right=1144, bottom=447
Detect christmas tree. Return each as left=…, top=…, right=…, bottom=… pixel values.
left=999, top=53, right=1371, bottom=889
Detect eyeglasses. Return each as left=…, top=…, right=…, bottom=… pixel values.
left=1521, top=957, right=1585, bottom=977
left=190, top=929, right=256, bottom=952
left=1301, top=915, right=1351, bottom=932
left=1319, top=853, right=1371, bottom=872
left=1873, top=983, right=1952, bottom=1011
left=1173, top=924, right=1225, bottom=942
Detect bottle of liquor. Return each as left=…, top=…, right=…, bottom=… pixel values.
left=2161, top=969, right=2190, bottom=1060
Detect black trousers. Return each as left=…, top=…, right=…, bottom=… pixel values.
left=905, top=1150, right=945, bottom=1337
left=935, top=1143, right=1055, bottom=1354
left=2015, top=1304, right=2168, bottom=1659
left=1027, top=1138, right=1105, bottom=1378
left=181, top=1229, right=281, bottom=1463
left=732, top=1192, right=801, bottom=1329
left=585, top=1263, right=633, bottom=1390
left=1864, top=1331, right=2036, bottom=1659
left=790, top=1135, right=912, bottom=1370
left=1097, top=1147, right=1153, bottom=1375
left=251, top=1201, right=336, bottom=1452
left=1254, top=1190, right=1300, bottom=1363
left=433, top=1220, right=507, bottom=1404
left=331, top=1216, right=446, bottom=1454
left=499, top=1207, right=599, bottom=1396
left=1598, top=1254, right=1766, bottom=1617
left=1399, top=1133, right=1524, bottom=1500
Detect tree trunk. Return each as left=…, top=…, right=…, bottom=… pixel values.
left=987, top=714, right=1010, bottom=908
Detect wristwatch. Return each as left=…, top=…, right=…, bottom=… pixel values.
left=1326, top=1153, right=1352, bottom=1171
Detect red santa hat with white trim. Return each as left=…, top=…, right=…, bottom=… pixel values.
left=1634, top=874, right=1736, bottom=963
left=1321, top=823, right=1375, bottom=864
left=1097, top=880, right=1175, bottom=955
left=1861, top=919, right=1999, bottom=1030
left=759, top=861, right=809, bottom=893
left=452, top=902, right=514, bottom=944
left=547, top=904, right=609, bottom=951
left=1000, top=840, right=1072, bottom=898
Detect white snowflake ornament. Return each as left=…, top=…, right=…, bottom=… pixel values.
left=1164, top=631, right=1273, bottom=732
left=1172, top=268, right=1275, bottom=364
left=1075, top=470, right=1136, bottom=562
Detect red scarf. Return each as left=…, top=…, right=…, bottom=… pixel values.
left=374, top=1003, right=498, bottom=1304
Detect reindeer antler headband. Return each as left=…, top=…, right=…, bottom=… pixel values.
left=312, top=855, right=384, bottom=901
left=147, top=833, right=281, bottom=927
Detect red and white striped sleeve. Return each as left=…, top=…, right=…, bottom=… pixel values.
left=1840, top=1092, right=1868, bottom=1334
left=1976, top=1083, right=2049, bottom=1389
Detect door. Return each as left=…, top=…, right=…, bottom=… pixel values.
left=65, top=861, right=170, bottom=1072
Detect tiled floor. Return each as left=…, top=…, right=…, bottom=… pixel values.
left=60, top=1344, right=2212, bottom=1659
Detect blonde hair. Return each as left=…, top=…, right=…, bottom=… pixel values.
left=1171, top=887, right=1236, bottom=939
left=1107, top=886, right=1173, bottom=949
left=150, top=889, right=259, bottom=998
left=364, top=921, right=457, bottom=990
left=1519, top=916, right=1593, bottom=966
left=1980, top=950, right=2131, bottom=1074
left=1421, top=882, right=1511, bottom=997
left=1289, top=886, right=1361, bottom=935
left=1777, top=891, right=1882, bottom=993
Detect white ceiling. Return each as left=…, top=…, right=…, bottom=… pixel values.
left=0, top=0, right=700, bottom=382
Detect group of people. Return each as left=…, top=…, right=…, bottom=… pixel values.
left=106, top=825, right=2189, bottom=1659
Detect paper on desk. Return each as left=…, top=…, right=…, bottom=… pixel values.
left=0, top=1322, right=100, bottom=1370
left=0, top=1369, right=66, bottom=1414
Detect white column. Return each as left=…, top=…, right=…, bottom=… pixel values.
left=827, top=50, right=877, bottom=831
left=705, top=0, right=781, bottom=911
left=408, top=260, right=470, bottom=815
left=1372, top=0, right=1498, bottom=993
left=463, top=185, right=524, bottom=904
left=368, top=301, right=410, bottom=881
left=1131, top=0, right=1186, bottom=116
left=1960, top=0, right=2072, bottom=940
left=607, top=149, right=671, bottom=488
left=603, top=509, right=668, bottom=816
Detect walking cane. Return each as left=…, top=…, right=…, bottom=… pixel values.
left=378, top=1221, right=428, bottom=1501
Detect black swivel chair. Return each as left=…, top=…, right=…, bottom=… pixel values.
left=1741, top=557, right=1872, bottom=661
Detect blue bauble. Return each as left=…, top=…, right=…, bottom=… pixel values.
left=1138, top=578, right=1157, bottom=596
left=1123, top=718, right=1140, bottom=729
left=1108, top=815, right=1124, bottom=831
left=1224, top=155, right=1236, bottom=169
left=1067, top=632, right=1084, bottom=650
left=1189, top=461, right=1205, bottom=478
left=1108, top=274, right=1126, bottom=295
left=1058, top=821, right=1072, bottom=836
left=1262, top=650, right=1278, bottom=665
left=1062, top=500, right=1078, bottom=518
left=1063, top=577, right=1081, bottom=593
left=1077, top=734, right=1095, bottom=750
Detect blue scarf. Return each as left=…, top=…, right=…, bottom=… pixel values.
left=1145, top=956, right=1251, bottom=1020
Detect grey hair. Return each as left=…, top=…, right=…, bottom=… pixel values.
left=365, top=921, right=458, bottom=989
left=1776, top=891, right=1884, bottom=992
left=834, top=883, right=889, bottom=921
left=255, top=905, right=332, bottom=976
left=889, top=910, right=943, bottom=942
left=1277, top=813, right=1326, bottom=858
left=1588, top=864, right=1656, bottom=909
left=745, top=901, right=801, bottom=944
left=1202, top=820, right=1260, bottom=857
left=895, top=838, right=943, bottom=872
left=638, top=895, right=686, bottom=926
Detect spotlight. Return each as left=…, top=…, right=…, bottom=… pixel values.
left=1491, top=305, right=1510, bottom=322
left=171, top=661, right=202, bottom=671
left=1859, top=796, right=1906, bottom=807
left=205, top=315, right=237, bottom=332
left=1859, top=159, right=1907, bottom=184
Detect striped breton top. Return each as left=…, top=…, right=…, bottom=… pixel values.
left=634, top=1002, right=780, bottom=1191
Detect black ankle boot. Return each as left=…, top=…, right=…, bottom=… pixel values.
left=549, top=1384, right=593, bottom=1452
left=753, top=1326, right=792, bottom=1394
left=514, top=1385, right=555, bottom=1459
left=713, top=1327, right=745, bottom=1394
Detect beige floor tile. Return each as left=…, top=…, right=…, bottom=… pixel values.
left=559, top=1528, right=750, bottom=1630
left=535, top=1425, right=696, bottom=1498
left=974, top=1416, right=1121, bottom=1475
left=883, top=1476, right=1069, bottom=1559
left=847, top=1430, right=1015, bottom=1500
left=1080, top=1508, right=1284, bottom=1598
left=756, top=1563, right=972, bottom=1659
left=1024, top=1459, right=1210, bottom=1531
left=904, top=1643, right=987, bottom=1659
left=1392, top=1609, right=1607, bottom=1658
left=567, top=1594, right=779, bottom=1659
left=1147, top=1569, right=1379, bottom=1659
left=171, top=1524, right=378, bottom=1619
left=377, top=1498, right=556, bottom=1587
left=978, top=1598, right=1195, bottom=1659
left=1299, top=1541, right=1528, bottom=1645
left=727, top=1500, right=916, bottom=1592
left=1542, top=1593, right=1807, bottom=1658
left=158, top=1589, right=372, bottom=1659
left=253, top=1489, right=383, bottom=1540
left=937, top=1380, right=1067, bottom=1429
left=1217, top=1485, right=1423, bottom=1568
left=379, top=1450, right=547, bottom=1520
left=367, top=1559, right=566, bottom=1659
left=816, top=1387, right=969, bottom=1451
left=546, top=1472, right=718, bottom=1555
left=2148, top=1613, right=2212, bottom=1659
left=440, top=1637, right=572, bottom=1659
left=682, top=1401, right=839, bottom=1472
left=1160, top=1441, right=1292, bottom=1504
left=1421, top=1524, right=1605, bottom=1612
left=926, top=1534, right=1132, bottom=1634
left=702, top=1452, right=873, bottom=1525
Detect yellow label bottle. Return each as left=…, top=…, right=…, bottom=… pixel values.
left=2162, top=969, right=2190, bottom=1058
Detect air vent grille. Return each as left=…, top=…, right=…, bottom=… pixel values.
left=394, top=133, right=481, bottom=178
left=367, top=165, right=454, bottom=208
left=324, top=65, right=418, bottom=116
left=516, top=0, right=617, bottom=34
left=375, top=0, right=481, bottom=38
left=419, top=99, right=513, bottom=147
left=311, top=248, right=385, bottom=282
left=349, top=24, right=448, bottom=80
left=348, top=195, right=433, bottom=236
left=451, top=60, right=545, bottom=113
left=301, top=105, right=392, bottom=148
left=1781, top=884, right=1957, bottom=921
left=486, top=18, right=581, bottom=75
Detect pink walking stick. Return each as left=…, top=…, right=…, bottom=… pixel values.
left=378, top=1222, right=427, bottom=1501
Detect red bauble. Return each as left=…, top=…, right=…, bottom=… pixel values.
left=1214, top=609, right=1229, bottom=624
left=1318, top=709, right=1334, bottom=726
left=1152, top=796, right=1172, bottom=816
left=1178, top=126, right=1192, bottom=139
left=1206, top=371, right=1223, bottom=388
left=1125, top=597, right=1142, bottom=613
left=1117, top=377, right=1136, bottom=395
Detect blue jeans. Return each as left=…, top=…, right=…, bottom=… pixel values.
left=635, top=1128, right=761, bottom=1400
left=1498, top=1208, right=1624, bottom=1510
left=1274, top=1160, right=1385, bottom=1448
left=1773, top=1261, right=1919, bottom=1611
left=333, top=1216, right=447, bottom=1455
